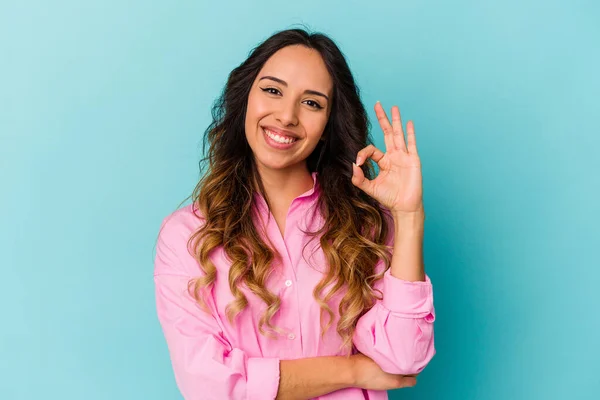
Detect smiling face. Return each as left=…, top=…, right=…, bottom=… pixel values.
left=244, top=45, right=333, bottom=174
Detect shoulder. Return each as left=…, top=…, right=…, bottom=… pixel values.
left=159, top=202, right=205, bottom=239
left=154, top=202, right=206, bottom=276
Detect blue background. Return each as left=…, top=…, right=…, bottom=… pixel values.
left=2, top=1, right=599, bottom=399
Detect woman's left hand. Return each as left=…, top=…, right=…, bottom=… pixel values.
left=351, top=101, right=424, bottom=216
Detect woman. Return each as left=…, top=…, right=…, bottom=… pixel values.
left=154, top=28, right=435, bottom=400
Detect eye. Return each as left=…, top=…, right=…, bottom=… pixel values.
left=260, top=87, right=324, bottom=110
left=260, top=87, right=281, bottom=96
left=304, top=100, right=323, bottom=110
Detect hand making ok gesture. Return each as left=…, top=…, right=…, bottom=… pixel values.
left=351, top=101, right=424, bottom=216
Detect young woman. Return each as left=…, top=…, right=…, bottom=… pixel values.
left=154, top=28, right=435, bottom=400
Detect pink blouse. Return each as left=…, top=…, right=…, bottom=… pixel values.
left=154, top=172, right=435, bottom=400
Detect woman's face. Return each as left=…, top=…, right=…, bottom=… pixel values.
left=245, top=45, right=333, bottom=173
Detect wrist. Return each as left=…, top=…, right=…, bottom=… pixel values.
left=344, top=355, right=359, bottom=387
left=348, top=354, right=365, bottom=387
left=391, top=208, right=425, bottom=222
left=393, top=212, right=425, bottom=236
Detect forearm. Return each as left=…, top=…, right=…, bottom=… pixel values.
left=390, top=210, right=426, bottom=282
left=276, top=356, right=355, bottom=400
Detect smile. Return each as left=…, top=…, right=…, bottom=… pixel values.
left=263, top=128, right=298, bottom=144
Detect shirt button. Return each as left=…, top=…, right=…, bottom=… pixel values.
left=285, top=280, right=292, bottom=287
left=287, top=333, right=296, bottom=340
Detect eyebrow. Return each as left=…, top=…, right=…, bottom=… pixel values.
left=259, top=75, right=330, bottom=101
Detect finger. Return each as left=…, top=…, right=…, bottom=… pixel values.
left=374, top=101, right=396, bottom=152
left=355, top=144, right=385, bottom=167
left=351, top=162, right=375, bottom=195
left=394, top=375, right=417, bottom=388
left=406, top=120, right=418, bottom=154
left=391, top=106, right=407, bottom=152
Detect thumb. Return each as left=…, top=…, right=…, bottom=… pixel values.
left=351, top=162, right=374, bottom=195
left=393, top=374, right=417, bottom=388
left=400, top=375, right=417, bottom=387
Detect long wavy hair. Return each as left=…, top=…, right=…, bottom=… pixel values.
left=172, top=27, right=392, bottom=353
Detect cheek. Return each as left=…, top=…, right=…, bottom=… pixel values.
left=246, top=91, right=270, bottom=122
left=245, top=92, right=263, bottom=143
left=304, top=115, right=328, bottom=141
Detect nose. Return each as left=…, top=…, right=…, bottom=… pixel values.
left=275, top=97, right=299, bottom=127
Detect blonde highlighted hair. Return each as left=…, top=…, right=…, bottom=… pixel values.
left=169, top=27, right=393, bottom=353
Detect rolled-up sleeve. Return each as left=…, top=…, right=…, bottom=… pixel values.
left=352, top=213, right=436, bottom=375
left=154, top=216, right=280, bottom=400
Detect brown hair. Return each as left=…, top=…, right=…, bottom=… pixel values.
left=169, top=27, right=392, bottom=353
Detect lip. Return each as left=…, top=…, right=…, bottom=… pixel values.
left=262, top=127, right=299, bottom=150
left=261, top=125, right=301, bottom=140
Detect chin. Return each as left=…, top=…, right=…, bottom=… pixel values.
left=254, top=153, right=301, bottom=172
left=256, top=157, right=292, bottom=171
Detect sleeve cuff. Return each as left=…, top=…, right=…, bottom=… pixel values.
left=247, top=357, right=280, bottom=400
left=382, top=269, right=435, bottom=320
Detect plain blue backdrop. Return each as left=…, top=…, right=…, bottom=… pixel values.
left=2, top=1, right=599, bottom=399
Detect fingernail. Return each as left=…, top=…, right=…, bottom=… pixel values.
left=355, top=156, right=362, bottom=166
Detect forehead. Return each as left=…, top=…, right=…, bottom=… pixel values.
left=258, top=45, right=333, bottom=94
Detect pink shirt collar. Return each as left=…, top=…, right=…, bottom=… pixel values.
left=253, top=171, right=320, bottom=213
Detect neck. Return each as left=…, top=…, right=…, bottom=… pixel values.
left=254, top=162, right=314, bottom=206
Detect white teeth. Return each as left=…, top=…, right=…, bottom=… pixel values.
left=264, top=128, right=297, bottom=144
